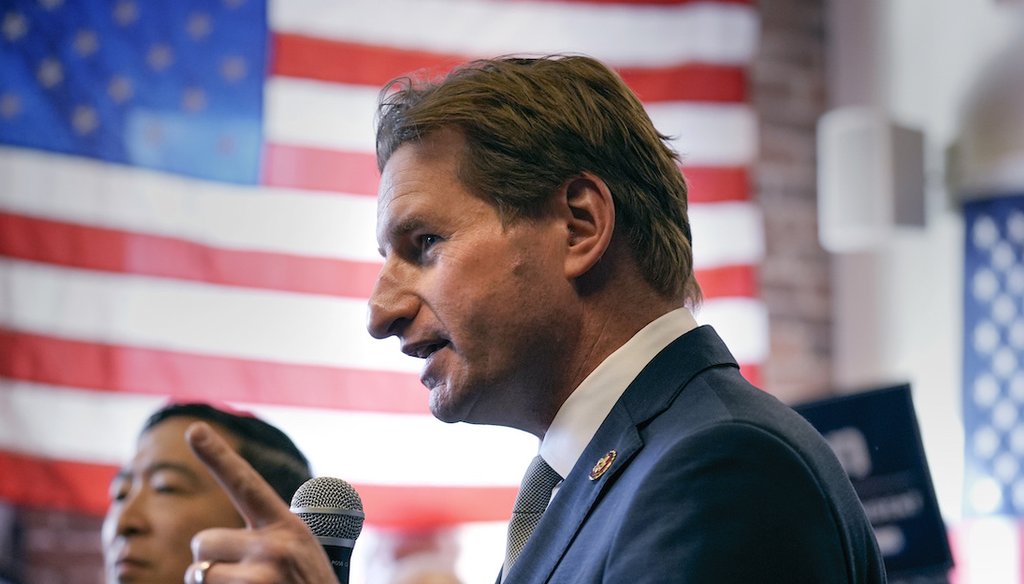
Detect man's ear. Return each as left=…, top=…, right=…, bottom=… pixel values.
left=562, top=172, right=615, bottom=279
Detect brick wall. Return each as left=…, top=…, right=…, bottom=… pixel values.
left=754, top=0, right=835, bottom=405
left=3, top=1, right=836, bottom=580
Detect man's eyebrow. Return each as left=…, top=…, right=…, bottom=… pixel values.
left=379, top=215, right=428, bottom=256
left=109, top=461, right=205, bottom=491
left=144, top=461, right=203, bottom=484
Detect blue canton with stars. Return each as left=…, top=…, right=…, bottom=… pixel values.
left=0, top=0, right=266, bottom=184
left=963, top=195, right=1024, bottom=517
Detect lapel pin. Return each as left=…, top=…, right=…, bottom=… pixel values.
left=589, top=450, right=617, bottom=480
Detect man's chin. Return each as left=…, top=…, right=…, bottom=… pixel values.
left=428, top=387, right=485, bottom=425
left=427, top=386, right=460, bottom=423
left=428, top=406, right=467, bottom=425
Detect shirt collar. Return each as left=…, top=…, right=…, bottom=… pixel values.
left=539, top=307, right=698, bottom=479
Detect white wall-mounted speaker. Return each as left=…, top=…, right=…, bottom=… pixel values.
left=816, top=107, right=926, bottom=253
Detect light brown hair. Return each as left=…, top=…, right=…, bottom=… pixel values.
left=376, top=55, right=701, bottom=305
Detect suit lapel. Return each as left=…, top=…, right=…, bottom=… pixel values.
left=505, top=326, right=738, bottom=583
left=506, top=406, right=642, bottom=584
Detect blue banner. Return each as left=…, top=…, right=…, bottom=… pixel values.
left=796, top=384, right=952, bottom=578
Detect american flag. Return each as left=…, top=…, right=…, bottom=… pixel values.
left=0, top=0, right=762, bottom=581
left=959, top=195, right=1024, bottom=584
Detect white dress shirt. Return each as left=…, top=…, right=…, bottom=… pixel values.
left=539, top=307, right=699, bottom=487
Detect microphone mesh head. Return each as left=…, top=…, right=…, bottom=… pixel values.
left=290, top=477, right=365, bottom=540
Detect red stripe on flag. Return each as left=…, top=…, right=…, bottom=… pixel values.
left=359, top=484, right=517, bottom=528
left=263, top=143, right=380, bottom=194
left=0, top=212, right=381, bottom=299
left=696, top=264, right=757, bottom=298
left=264, top=143, right=748, bottom=204
left=271, top=34, right=464, bottom=86
left=271, top=34, right=746, bottom=103
left=0, top=329, right=429, bottom=414
left=1, top=212, right=755, bottom=299
left=0, top=450, right=117, bottom=516
left=740, top=363, right=761, bottom=388
left=0, top=451, right=517, bottom=525
left=618, top=64, right=746, bottom=103
left=1, top=329, right=762, bottom=412
left=684, top=166, right=749, bottom=203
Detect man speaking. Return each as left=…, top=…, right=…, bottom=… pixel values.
left=185, top=54, right=886, bottom=583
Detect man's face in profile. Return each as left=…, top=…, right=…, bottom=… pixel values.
left=369, top=129, right=578, bottom=433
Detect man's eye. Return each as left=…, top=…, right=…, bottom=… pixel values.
left=108, top=477, right=130, bottom=502
left=152, top=477, right=187, bottom=495
left=420, top=234, right=440, bottom=250
left=151, top=471, right=191, bottom=495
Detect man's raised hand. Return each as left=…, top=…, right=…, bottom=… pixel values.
left=184, top=422, right=337, bottom=583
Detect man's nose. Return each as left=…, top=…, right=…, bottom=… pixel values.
left=367, top=260, right=417, bottom=339
left=113, top=489, right=149, bottom=537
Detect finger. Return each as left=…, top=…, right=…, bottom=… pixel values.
left=186, top=421, right=291, bottom=529
left=192, top=524, right=335, bottom=583
left=185, top=559, right=277, bottom=584
left=191, top=526, right=252, bottom=563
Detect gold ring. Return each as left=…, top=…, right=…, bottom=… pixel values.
left=195, top=560, right=215, bottom=584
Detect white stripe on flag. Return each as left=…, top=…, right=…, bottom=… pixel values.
left=270, top=0, right=759, bottom=67
left=0, top=147, right=381, bottom=262
left=0, top=381, right=536, bottom=486
left=247, top=403, right=536, bottom=486
left=265, top=78, right=380, bottom=155
left=646, top=102, right=758, bottom=166
left=688, top=202, right=764, bottom=268
left=955, top=518, right=1020, bottom=584
left=693, top=298, right=769, bottom=364
left=0, top=258, right=414, bottom=372
left=265, top=77, right=756, bottom=166
left=0, top=382, right=166, bottom=465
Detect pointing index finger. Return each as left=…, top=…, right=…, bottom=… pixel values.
left=186, top=421, right=291, bottom=528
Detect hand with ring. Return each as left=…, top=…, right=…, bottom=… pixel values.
left=186, top=423, right=337, bottom=583
left=190, top=560, right=215, bottom=584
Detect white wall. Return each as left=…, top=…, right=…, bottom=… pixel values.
left=825, top=0, right=1023, bottom=523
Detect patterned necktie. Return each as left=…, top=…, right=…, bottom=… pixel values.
left=503, top=455, right=563, bottom=578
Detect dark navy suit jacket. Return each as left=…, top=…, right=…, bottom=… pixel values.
left=502, top=326, right=886, bottom=583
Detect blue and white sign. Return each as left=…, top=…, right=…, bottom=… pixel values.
left=795, top=384, right=952, bottom=579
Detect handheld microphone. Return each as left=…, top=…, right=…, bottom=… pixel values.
left=290, top=477, right=365, bottom=584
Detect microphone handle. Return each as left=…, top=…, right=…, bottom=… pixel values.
left=317, top=538, right=354, bottom=584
